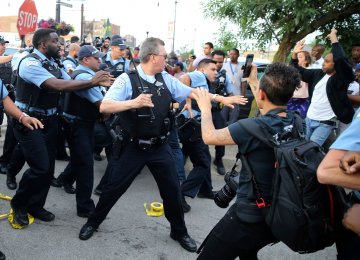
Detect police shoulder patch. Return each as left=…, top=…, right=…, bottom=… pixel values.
left=25, top=59, right=41, bottom=67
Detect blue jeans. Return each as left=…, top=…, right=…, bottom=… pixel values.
left=305, top=117, right=335, bottom=146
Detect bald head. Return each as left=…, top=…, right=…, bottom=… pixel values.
left=69, top=43, right=80, bottom=58
left=24, top=32, right=34, bottom=48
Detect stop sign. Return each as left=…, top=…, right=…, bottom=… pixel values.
left=17, top=0, right=38, bottom=37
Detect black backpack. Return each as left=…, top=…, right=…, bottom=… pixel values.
left=239, top=109, right=341, bottom=254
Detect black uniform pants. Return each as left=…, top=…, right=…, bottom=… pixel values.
left=181, top=138, right=212, bottom=198
left=0, top=115, right=17, bottom=165
left=7, top=142, right=25, bottom=178
left=212, top=109, right=226, bottom=160
left=197, top=204, right=276, bottom=260
left=87, top=141, right=188, bottom=236
left=12, top=116, right=58, bottom=211
left=62, top=119, right=95, bottom=213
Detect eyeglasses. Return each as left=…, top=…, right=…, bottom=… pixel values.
left=152, top=53, right=167, bottom=59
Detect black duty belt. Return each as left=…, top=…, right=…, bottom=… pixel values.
left=318, top=120, right=337, bottom=127
left=131, top=136, right=168, bottom=151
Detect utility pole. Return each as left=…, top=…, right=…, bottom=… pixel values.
left=146, top=31, right=149, bottom=38
left=172, top=1, right=178, bottom=52
left=56, top=0, right=61, bottom=21
left=80, top=2, right=84, bottom=40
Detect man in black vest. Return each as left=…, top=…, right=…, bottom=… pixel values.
left=211, top=50, right=235, bottom=176
left=78, top=37, right=247, bottom=252
left=58, top=45, right=107, bottom=217
left=10, top=28, right=111, bottom=226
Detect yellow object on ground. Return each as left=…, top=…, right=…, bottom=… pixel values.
left=144, top=202, right=164, bottom=217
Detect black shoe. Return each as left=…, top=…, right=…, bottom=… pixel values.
left=55, top=155, right=70, bottom=161
left=0, top=163, right=7, bottom=175
left=93, top=187, right=102, bottom=196
left=0, top=250, right=5, bottom=260
left=50, top=177, right=62, bottom=188
left=93, top=153, right=102, bottom=161
left=63, top=183, right=76, bottom=194
left=28, top=208, right=55, bottom=222
left=197, top=191, right=215, bottom=199
left=6, top=174, right=17, bottom=190
left=77, top=211, right=93, bottom=218
left=79, top=223, right=97, bottom=240
left=213, top=159, right=226, bottom=175
left=181, top=197, right=191, bottom=213
left=170, top=233, right=197, bottom=252
left=10, top=201, right=29, bottom=226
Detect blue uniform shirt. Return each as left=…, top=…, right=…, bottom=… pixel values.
left=16, top=49, right=70, bottom=115
left=63, top=65, right=104, bottom=119
left=102, top=52, right=130, bottom=73
left=331, top=108, right=360, bottom=151
left=63, top=55, right=78, bottom=73
left=104, top=65, right=192, bottom=103
left=188, top=71, right=209, bottom=89
left=0, top=79, right=9, bottom=99
left=11, top=49, right=31, bottom=71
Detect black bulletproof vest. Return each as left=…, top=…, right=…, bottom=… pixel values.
left=102, top=56, right=125, bottom=78
left=0, top=61, right=12, bottom=85
left=63, top=70, right=102, bottom=121
left=210, top=70, right=228, bottom=96
left=16, top=53, right=62, bottom=110
left=117, top=71, right=172, bottom=139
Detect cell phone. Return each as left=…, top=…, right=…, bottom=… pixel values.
left=242, top=54, right=254, bottom=78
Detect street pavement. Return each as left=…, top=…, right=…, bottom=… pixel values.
left=0, top=125, right=336, bottom=259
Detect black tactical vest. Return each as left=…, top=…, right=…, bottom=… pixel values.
left=102, top=56, right=125, bottom=78
left=117, top=71, right=172, bottom=139
left=0, top=60, right=12, bottom=85
left=63, top=69, right=102, bottom=121
left=16, top=53, right=62, bottom=110
left=210, top=69, right=228, bottom=96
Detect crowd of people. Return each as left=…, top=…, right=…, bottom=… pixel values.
left=0, top=26, right=359, bottom=260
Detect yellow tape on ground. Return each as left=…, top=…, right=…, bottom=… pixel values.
left=144, top=202, right=164, bottom=217
left=0, top=193, right=34, bottom=229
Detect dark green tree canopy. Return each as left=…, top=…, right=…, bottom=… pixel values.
left=203, top=0, right=360, bottom=61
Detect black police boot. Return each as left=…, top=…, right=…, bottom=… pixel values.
left=50, top=177, right=62, bottom=187
left=213, top=158, right=226, bottom=176
left=6, top=173, right=17, bottom=190
left=0, top=250, right=5, bottom=260
left=93, top=153, right=102, bottom=161
left=10, top=201, right=29, bottom=226
left=0, top=163, right=7, bottom=175
left=181, top=196, right=191, bottom=213
left=170, top=232, right=197, bottom=252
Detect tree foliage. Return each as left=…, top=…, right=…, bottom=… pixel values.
left=202, top=0, right=360, bottom=61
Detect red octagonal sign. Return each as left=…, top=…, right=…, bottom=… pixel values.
left=17, top=0, right=38, bottom=37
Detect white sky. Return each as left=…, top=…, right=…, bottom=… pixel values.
left=1, top=0, right=220, bottom=54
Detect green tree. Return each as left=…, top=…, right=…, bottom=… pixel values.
left=203, top=0, right=360, bottom=62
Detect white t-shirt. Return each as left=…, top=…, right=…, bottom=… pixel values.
left=309, top=57, right=324, bottom=69
left=222, top=62, right=243, bottom=95
left=306, top=74, right=335, bottom=120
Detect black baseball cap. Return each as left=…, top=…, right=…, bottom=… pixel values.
left=78, top=45, right=106, bottom=60
left=0, top=35, right=9, bottom=44
left=111, top=38, right=127, bottom=50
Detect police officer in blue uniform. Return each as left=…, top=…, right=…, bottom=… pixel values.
left=58, top=45, right=106, bottom=217
left=62, top=43, right=80, bottom=74
left=178, top=59, right=220, bottom=212
left=0, top=78, right=43, bottom=260
left=78, top=37, right=247, bottom=252
left=10, top=28, right=111, bottom=226
left=211, top=50, right=235, bottom=175
left=101, top=37, right=130, bottom=78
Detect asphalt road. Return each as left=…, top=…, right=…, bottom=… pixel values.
left=0, top=125, right=336, bottom=260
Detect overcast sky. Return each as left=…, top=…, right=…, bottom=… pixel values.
left=1, top=0, right=219, bottom=54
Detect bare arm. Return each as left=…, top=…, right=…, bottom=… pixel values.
left=42, top=71, right=111, bottom=92
left=0, top=55, right=13, bottom=63
left=191, top=88, right=236, bottom=145
left=317, top=149, right=360, bottom=190
left=348, top=95, right=360, bottom=107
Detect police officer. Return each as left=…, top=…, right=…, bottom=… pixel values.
left=5, top=32, right=35, bottom=189
left=101, top=37, right=130, bottom=78
left=78, top=37, right=247, bottom=252
left=55, top=45, right=107, bottom=217
left=10, top=28, right=111, bottom=226
left=211, top=50, right=235, bottom=175
left=0, top=35, right=16, bottom=174
left=62, top=43, right=80, bottom=74
left=178, top=59, right=219, bottom=212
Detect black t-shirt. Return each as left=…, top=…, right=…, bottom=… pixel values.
left=228, top=111, right=296, bottom=222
